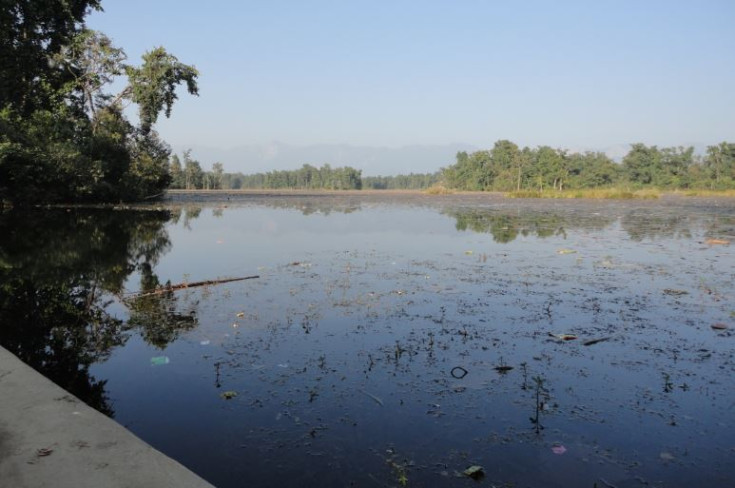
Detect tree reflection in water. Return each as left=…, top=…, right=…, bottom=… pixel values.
left=445, top=208, right=612, bottom=243
left=0, top=208, right=197, bottom=416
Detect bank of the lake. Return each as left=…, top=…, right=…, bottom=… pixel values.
left=0, top=346, right=214, bottom=488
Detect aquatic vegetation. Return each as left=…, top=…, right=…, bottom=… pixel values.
left=506, top=187, right=661, bottom=199
left=530, top=376, right=550, bottom=434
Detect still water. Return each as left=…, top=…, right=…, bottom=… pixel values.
left=1, top=193, right=734, bottom=487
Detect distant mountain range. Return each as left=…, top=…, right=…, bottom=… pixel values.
left=174, top=141, right=710, bottom=176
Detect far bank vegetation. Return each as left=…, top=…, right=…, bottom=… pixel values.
left=173, top=140, right=735, bottom=198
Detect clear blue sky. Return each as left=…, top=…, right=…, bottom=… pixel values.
left=88, top=0, right=735, bottom=151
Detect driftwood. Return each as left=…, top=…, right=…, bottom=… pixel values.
left=582, top=337, right=611, bottom=346
left=132, top=275, right=259, bottom=298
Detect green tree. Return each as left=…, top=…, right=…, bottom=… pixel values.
left=0, top=13, right=198, bottom=205
left=623, top=143, right=661, bottom=186
left=125, top=47, right=199, bottom=135
left=702, top=142, right=735, bottom=189
left=183, top=150, right=204, bottom=189
left=0, top=0, right=101, bottom=113
left=54, top=29, right=127, bottom=125
left=657, top=146, right=693, bottom=188
left=210, top=162, right=224, bottom=189
left=169, top=154, right=184, bottom=189
left=568, top=152, right=619, bottom=188
left=490, top=140, right=523, bottom=191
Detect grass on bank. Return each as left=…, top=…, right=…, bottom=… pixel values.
left=505, top=188, right=661, bottom=200
left=678, top=189, right=735, bottom=197
left=423, top=185, right=455, bottom=195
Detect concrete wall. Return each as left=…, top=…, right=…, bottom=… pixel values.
left=0, top=346, right=214, bottom=488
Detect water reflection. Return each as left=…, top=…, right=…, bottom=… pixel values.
left=2, top=196, right=734, bottom=488
left=1, top=200, right=729, bottom=417
left=447, top=209, right=583, bottom=242
left=0, top=208, right=196, bottom=414
left=621, top=213, right=694, bottom=241
left=186, top=195, right=731, bottom=244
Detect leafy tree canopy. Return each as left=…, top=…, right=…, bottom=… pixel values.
left=0, top=2, right=198, bottom=206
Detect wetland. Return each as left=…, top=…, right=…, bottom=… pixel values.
left=1, top=192, right=734, bottom=487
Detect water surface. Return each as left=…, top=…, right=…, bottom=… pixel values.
left=1, top=193, right=734, bottom=487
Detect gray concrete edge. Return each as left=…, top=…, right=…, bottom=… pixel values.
left=0, top=346, right=215, bottom=488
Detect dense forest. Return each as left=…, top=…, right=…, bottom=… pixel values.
left=1, top=1, right=198, bottom=205
left=174, top=140, right=734, bottom=193
left=441, top=140, right=735, bottom=192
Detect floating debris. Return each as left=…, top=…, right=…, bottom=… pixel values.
left=583, top=337, right=611, bottom=346
left=711, top=323, right=728, bottom=330
left=36, top=447, right=54, bottom=457
left=660, top=451, right=675, bottom=461
left=463, top=465, right=484, bottom=480
left=220, top=391, right=238, bottom=400
left=663, top=289, right=688, bottom=296
left=360, top=390, right=384, bottom=406
left=705, top=238, right=730, bottom=246
left=150, top=356, right=170, bottom=366
left=557, top=248, right=577, bottom=255
left=551, top=444, right=567, bottom=455
left=548, top=333, right=577, bottom=341
left=132, top=275, right=259, bottom=298
left=451, top=366, right=469, bottom=379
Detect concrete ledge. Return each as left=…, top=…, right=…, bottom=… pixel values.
left=0, top=346, right=214, bottom=488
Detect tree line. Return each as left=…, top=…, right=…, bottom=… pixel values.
left=236, top=164, right=363, bottom=190
left=168, top=159, right=441, bottom=191
left=163, top=154, right=441, bottom=192
left=441, top=140, right=735, bottom=192
left=1, top=1, right=198, bottom=205
left=167, top=139, right=735, bottom=193
left=168, top=150, right=225, bottom=190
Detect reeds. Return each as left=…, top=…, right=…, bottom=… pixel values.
left=423, top=185, right=454, bottom=195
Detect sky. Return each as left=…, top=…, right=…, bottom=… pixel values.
left=87, top=1, right=735, bottom=162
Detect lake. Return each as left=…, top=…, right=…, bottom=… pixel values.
left=1, top=192, right=734, bottom=487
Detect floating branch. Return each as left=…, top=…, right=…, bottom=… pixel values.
left=132, top=275, right=260, bottom=298
left=583, top=337, right=611, bottom=346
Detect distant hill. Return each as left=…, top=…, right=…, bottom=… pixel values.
left=172, top=142, right=478, bottom=176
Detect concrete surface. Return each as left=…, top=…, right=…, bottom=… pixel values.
left=0, top=346, right=215, bottom=488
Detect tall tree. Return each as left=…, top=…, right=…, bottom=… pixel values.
left=169, top=154, right=184, bottom=189
left=210, top=162, right=224, bottom=190
left=125, top=48, right=199, bottom=135
left=0, top=0, right=101, bottom=113
left=703, top=142, right=735, bottom=189
left=623, top=143, right=661, bottom=186
left=1, top=10, right=198, bottom=205
left=183, top=150, right=203, bottom=189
